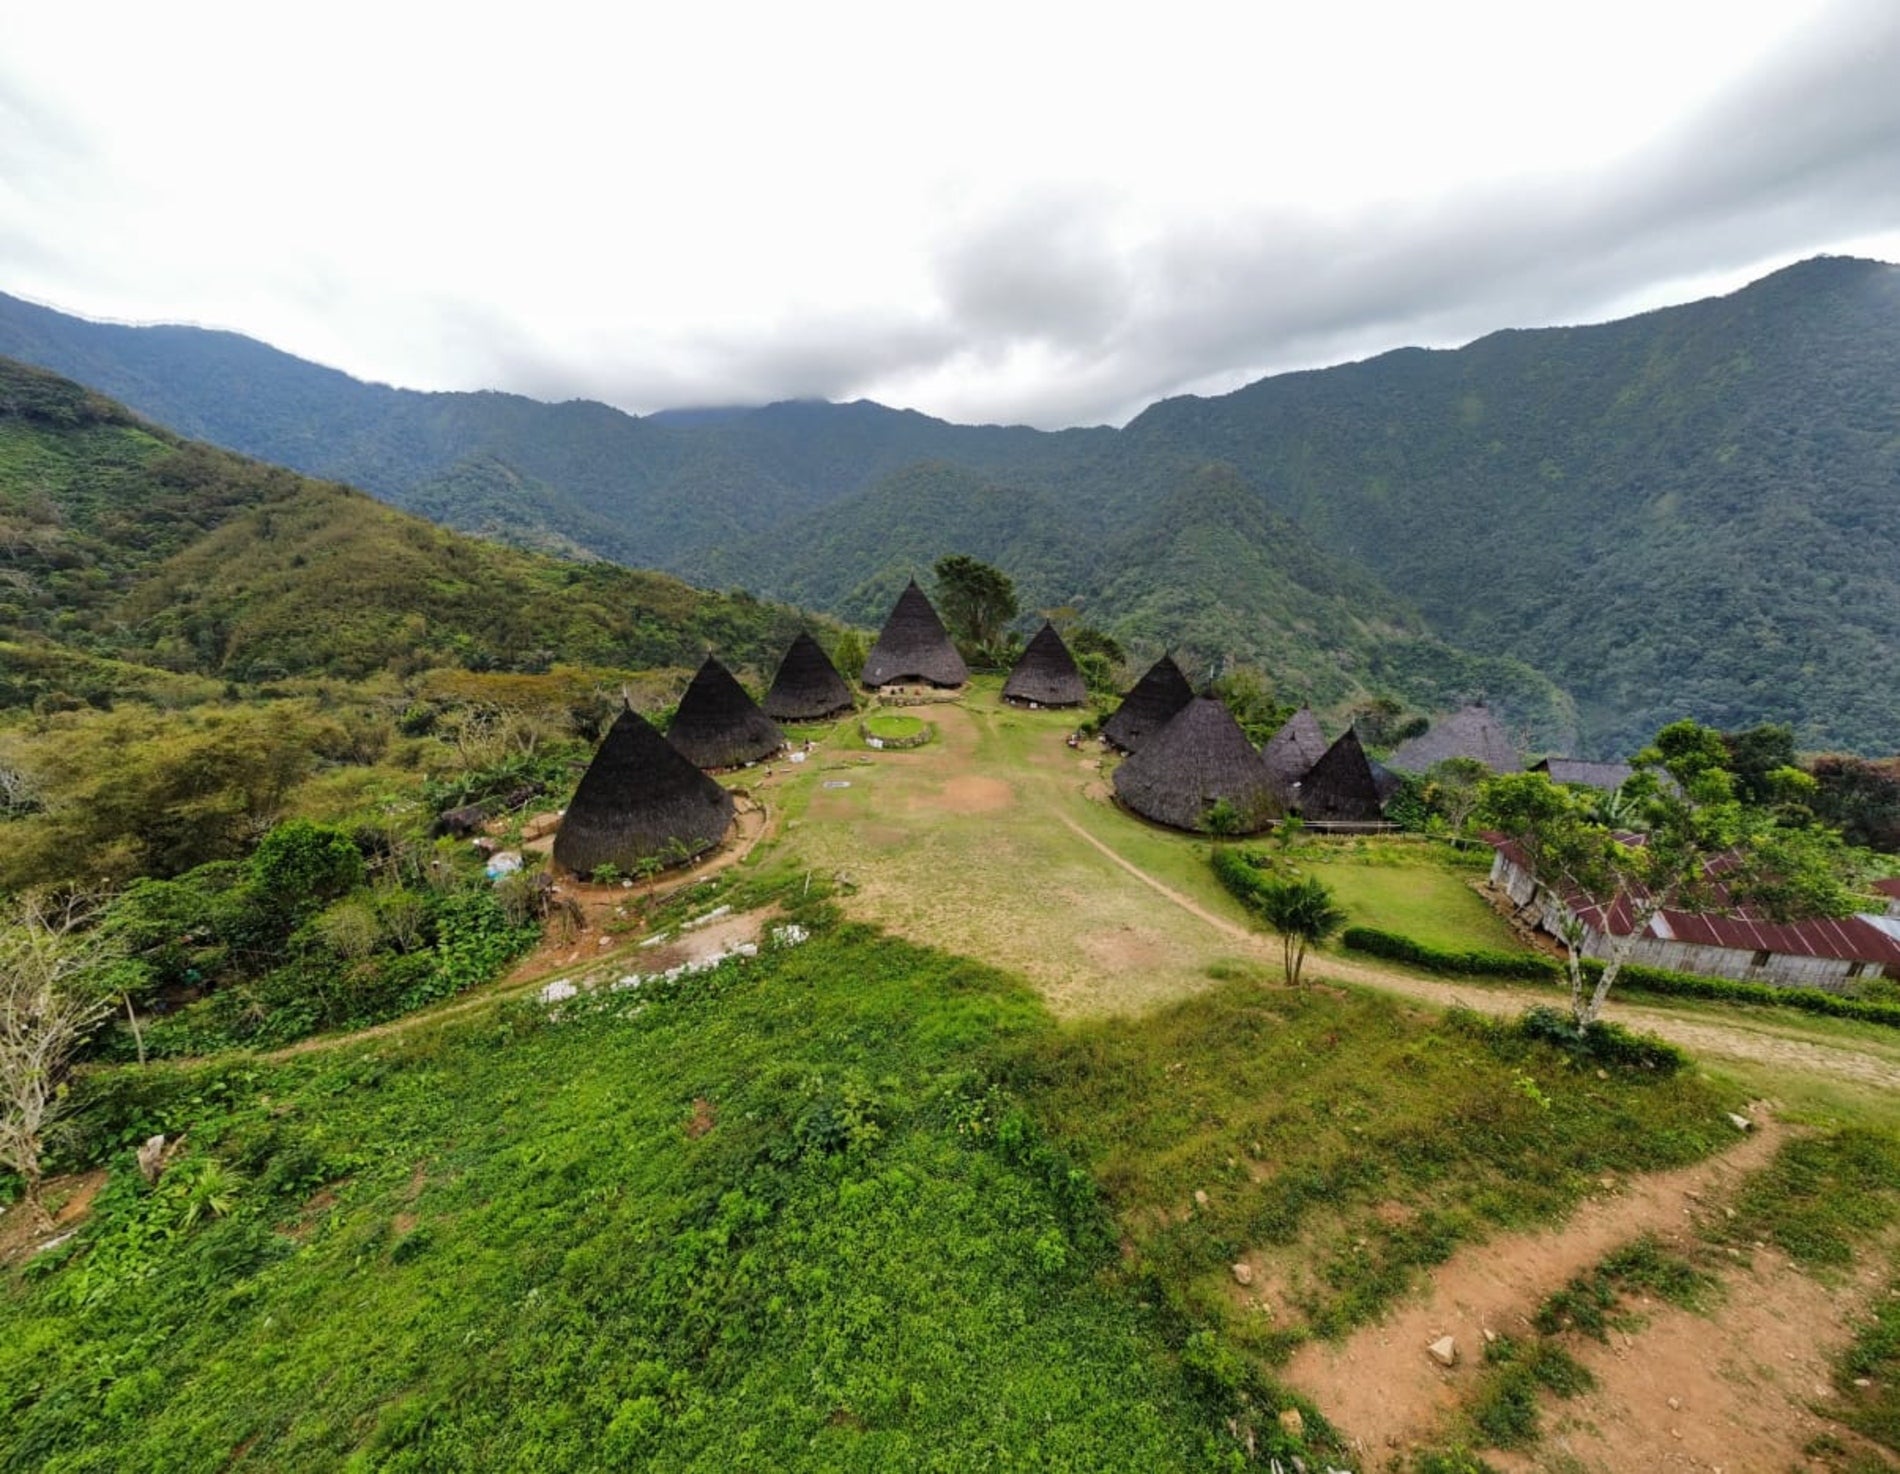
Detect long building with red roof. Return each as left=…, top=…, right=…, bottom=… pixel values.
left=1489, top=836, right=1900, bottom=992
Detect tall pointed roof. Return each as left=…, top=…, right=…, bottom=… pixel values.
left=1112, top=696, right=1281, bottom=834
left=762, top=632, right=856, bottom=722
left=1387, top=704, right=1524, bottom=774
left=861, top=579, right=969, bottom=688
left=553, top=704, right=735, bottom=876
left=1260, top=706, right=1328, bottom=792
left=1101, top=653, right=1195, bottom=752
left=666, top=655, right=786, bottom=768
left=1002, top=622, right=1088, bottom=707
left=1297, top=729, right=1386, bottom=822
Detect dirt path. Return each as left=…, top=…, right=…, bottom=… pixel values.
left=1052, top=812, right=1257, bottom=944
left=1046, top=820, right=1900, bottom=1092
left=1507, top=1243, right=1895, bottom=1474
left=1284, top=1114, right=1789, bottom=1462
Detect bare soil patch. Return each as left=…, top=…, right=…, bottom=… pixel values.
left=685, top=1098, right=717, bottom=1139
left=916, top=774, right=1015, bottom=815
left=0, top=1168, right=106, bottom=1265
left=1507, top=1247, right=1894, bottom=1474
left=1078, top=924, right=1176, bottom=973
left=1284, top=1114, right=1787, bottom=1461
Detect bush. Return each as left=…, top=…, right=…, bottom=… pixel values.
left=1518, top=1006, right=1687, bottom=1074
left=1342, top=925, right=1559, bottom=980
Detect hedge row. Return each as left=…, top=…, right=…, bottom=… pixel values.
left=1583, top=958, right=1900, bottom=1030
left=1342, top=925, right=1900, bottom=1031
left=1341, top=926, right=1560, bottom=980
left=1211, top=846, right=1275, bottom=909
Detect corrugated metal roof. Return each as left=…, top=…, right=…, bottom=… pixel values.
left=1490, top=837, right=1900, bottom=967
left=1874, top=878, right=1900, bottom=901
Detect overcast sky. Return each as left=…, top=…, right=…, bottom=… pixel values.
left=4, top=0, right=1898, bottom=428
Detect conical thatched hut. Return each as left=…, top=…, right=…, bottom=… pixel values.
left=1101, top=653, right=1194, bottom=752
left=1387, top=704, right=1524, bottom=774
left=667, top=655, right=786, bottom=769
left=553, top=704, right=735, bottom=876
left=1112, top=697, right=1281, bottom=834
left=1002, top=622, right=1088, bottom=708
left=861, top=579, right=968, bottom=688
left=1261, top=706, right=1328, bottom=794
left=762, top=633, right=855, bottom=722
left=1297, top=729, right=1386, bottom=823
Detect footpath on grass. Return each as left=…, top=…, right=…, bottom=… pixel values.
left=1076, top=820, right=1900, bottom=1093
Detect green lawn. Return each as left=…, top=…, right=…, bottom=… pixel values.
left=1309, top=856, right=1519, bottom=953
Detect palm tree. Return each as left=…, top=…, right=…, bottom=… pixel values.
left=1254, top=877, right=1347, bottom=987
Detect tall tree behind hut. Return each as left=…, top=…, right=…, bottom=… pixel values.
left=932, top=554, right=1018, bottom=664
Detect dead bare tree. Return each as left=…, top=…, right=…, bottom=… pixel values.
left=1, top=892, right=114, bottom=1231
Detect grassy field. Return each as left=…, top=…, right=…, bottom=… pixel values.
left=767, top=686, right=1522, bottom=1016
left=2, top=915, right=1244, bottom=1472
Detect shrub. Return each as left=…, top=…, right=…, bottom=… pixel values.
left=1518, top=1006, right=1687, bottom=1074
left=1343, top=926, right=1558, bottom=980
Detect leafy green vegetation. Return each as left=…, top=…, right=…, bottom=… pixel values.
left=1, top=919, right=1311, bottom=1471
left=1011, top=984, right=1734, bottom=1355
left=0, top=357, right=820, bottom=687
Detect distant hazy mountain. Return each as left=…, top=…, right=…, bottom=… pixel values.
left=4, top=257, right=1897, bottom=754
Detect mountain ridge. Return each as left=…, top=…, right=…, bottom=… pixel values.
left=4, top=257, right=1897, bottom=754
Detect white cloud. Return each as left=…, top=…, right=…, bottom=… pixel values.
left=1, top=0, right=1894, bottom=425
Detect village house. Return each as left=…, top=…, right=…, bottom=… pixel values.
left=1490, top=837, right=1900, bottom=991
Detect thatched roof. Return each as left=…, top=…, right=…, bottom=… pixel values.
left=666, top=655, right=786, bottom=769
left=861, top=579, right=969, bottom=688
left=1387, top=704, right=1524, bottom=774
left=1113, top=697, right=1281, bottom=834
left=1002, top=622, right=1088, bottom=707
left=1101, top=653, right=1195, bottom=752
left=1532, top=757, right=1634, bottom=792
left=762, top=632, right=856, bottom=722
left=1296, top=729, right=1386, bottom=822
left=1260, top=706, right=1328, bottom=792
left=553, top=704, right=734, bottom=876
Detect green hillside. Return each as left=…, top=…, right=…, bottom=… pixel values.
left=1119, top=257, right=1900, bottom=753
left=0, top=358, right=816, bottom=685
left=6, top=258, right=1900, bottom=753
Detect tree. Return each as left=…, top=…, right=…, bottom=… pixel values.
left=1422, top=757, right=1490, bottom=835
left=1254, top=876, right=1346, bottom=987
left=829, top=629, right=867, bottom=683
left=1481, top=720, right=1861, bottom=1033
left=1, top=892, right=115, bottom=1230
left=1208, top=668, right=1293, bottom=746
left=932, top=555, right=1018, bottom=659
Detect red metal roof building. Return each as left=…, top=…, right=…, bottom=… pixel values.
left=1489, top=837, right=1900, bottom=990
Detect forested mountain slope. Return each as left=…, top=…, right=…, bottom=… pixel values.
left=0, top=359, right=816, bottom=689
left=5, top=258, right=1898, bottom=753
left=1118, top=257, right=1900, bottom=753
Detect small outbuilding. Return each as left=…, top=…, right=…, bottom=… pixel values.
left=553, top=704, right=735, bottom=877
left=1002, top=622, right=1088, bottom=708
left=763, top=632, right=856, bottom=722
left=667, top=655, right=786, bottom=769
left=1296, top=729, right=1387, bottom=824
left=861, top=579, right=969, bottom=689
left=1101, top=653, right=1195, bottom=753
left=1112, top=696, right=1281, bottom=834
left=1387, top=704, right=1524, bottom=774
